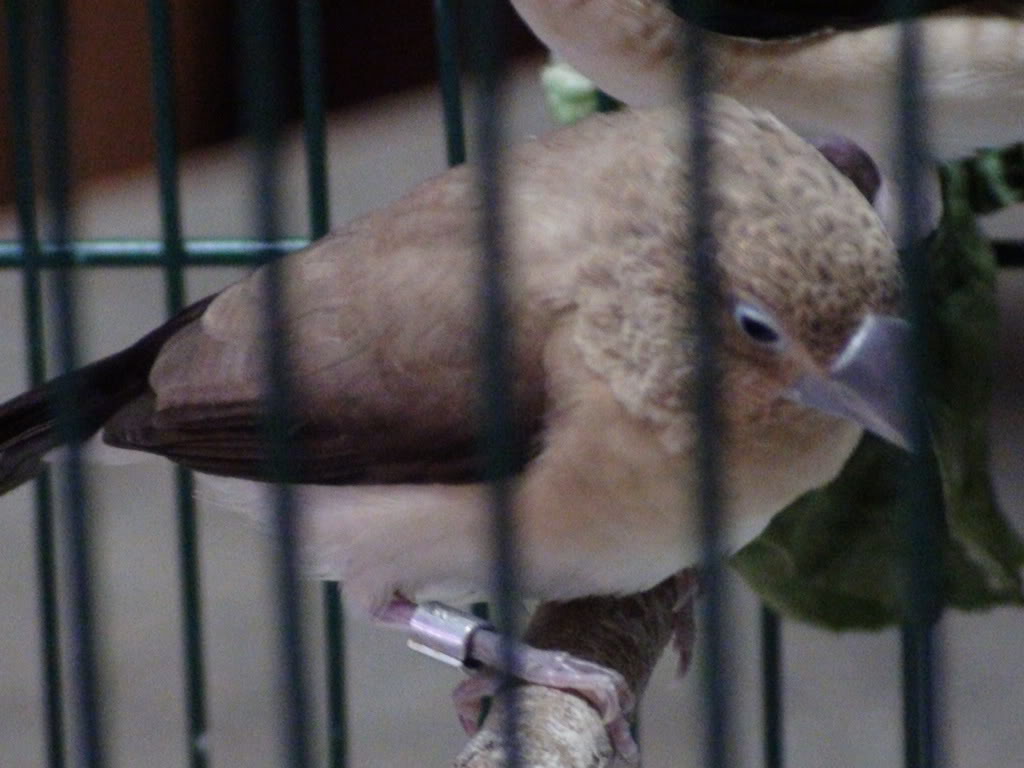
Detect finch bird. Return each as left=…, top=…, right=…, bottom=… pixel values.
left=0, top=98, right=908, bottom=760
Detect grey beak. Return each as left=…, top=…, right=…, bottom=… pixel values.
left=786, top=315, right=913, bottom=450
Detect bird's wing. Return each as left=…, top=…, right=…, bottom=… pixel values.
left=102, top=165, right=564, bottom=485
left=103, top=107, right=701, bottom=485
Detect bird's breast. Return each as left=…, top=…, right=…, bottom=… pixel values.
left=511, top=393, right=863, bottom=602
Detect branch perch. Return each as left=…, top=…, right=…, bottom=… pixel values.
left=453, top=572, right=692, bottom=768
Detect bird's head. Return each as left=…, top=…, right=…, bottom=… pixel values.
left=572, top=103, right=910, bottom=453
left=711, top=119, right=910, bottom=449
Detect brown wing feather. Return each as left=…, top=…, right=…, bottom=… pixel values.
left=105, top=392, right=503, bottom=482
left=103, top=166, right=555, bottom=484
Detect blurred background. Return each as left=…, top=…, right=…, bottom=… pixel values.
left=0, top=0, right=546, bottom=208
left=0, top=2, right=1022, bottom=767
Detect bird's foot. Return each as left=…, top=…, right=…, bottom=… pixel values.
left=672, top=568, right=701, bottom=677
left=453, top=630, right=638, bottom=764
left=382, top=597, right=639, bottom=763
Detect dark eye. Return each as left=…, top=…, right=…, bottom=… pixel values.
left=734, top=304, right=782, bottom=346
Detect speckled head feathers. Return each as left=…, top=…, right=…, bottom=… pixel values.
left=570, top=98, right=903, bottom=439
left=705, top=104, right=903, bottom=364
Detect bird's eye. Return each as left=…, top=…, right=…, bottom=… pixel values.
left=734, top=304, right=782, bottom=346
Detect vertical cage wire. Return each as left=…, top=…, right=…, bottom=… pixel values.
left=463, top=0, right=524, bottom=764
left=760, top=607, right=783, bottom=768
left=673, top=3, right=735, bottom=766
left=4, top=0, right=67, bottom=764
left=295, top=0, right=350, bottom=764
left=433, top=0, right=468, bottom=168
left=145, top=2, right=211, bottom=766
left=37, top=0, right=107, bottom=764
left=321, top=584, right=347, bottom=768
left=894, top=16, right=945, bottom=768
left=235, top=0, right=313, bottom=766
left=299, top=0, right=330, bottom=241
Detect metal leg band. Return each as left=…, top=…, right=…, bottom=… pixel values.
left=407, top=601, right=493, bottom=668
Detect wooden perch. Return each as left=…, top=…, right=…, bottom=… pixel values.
left=453, top=572, right=694, bottom=768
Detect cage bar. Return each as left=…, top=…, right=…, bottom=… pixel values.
left=463, top=0, right=524, bottom=764
left=4, top=0, right=67, bottom=765
left=0, top=238, right=1019, bottom=273
left=38, top=0, right=107, bottom=765
left=433, top=0, right=468, bottom=167
left=673, top=5, right=735, bottom=766
left=0, top=239, right=307, bottom=268
left=295, top=0, right=350, bottom=764
left=299, top=0, right=330, bottom=241
left=894, top=17, right=946, bottom=768
left=234, top=0, right=313, bottom=766
left=321, top=585, right=347, bottom=768
left=145, top=2, right=212, bottom=765
left=761, top=608, right=783, bottom=768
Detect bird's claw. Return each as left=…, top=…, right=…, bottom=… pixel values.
left=672, top=568, right=701, bottom=677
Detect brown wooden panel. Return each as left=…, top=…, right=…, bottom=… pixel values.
left=0, top=0, right=541, bottom=208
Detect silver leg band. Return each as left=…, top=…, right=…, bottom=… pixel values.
left=407, top=602, right=492, bottom=668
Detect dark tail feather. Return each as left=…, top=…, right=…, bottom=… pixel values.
left=0, top=294, right=215, bottom=494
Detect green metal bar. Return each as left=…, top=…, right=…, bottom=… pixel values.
left=39, top=0, right=105, bottom=764
left=30, top=474, right=64, bottom=766
left=4, top=4, right=66, bottom=765
left=0, top=237, right=1018, bottom=272
left=463, top=1, right=523, bottom=765
left=760, top=608, right=783, bottom=768
left=894, top=17, right=945, bottom=768
left=0, top=239, right=307, bottom=268
left=433, top=0, right=467, bottom=166
left=236, top=1, right=313, bottom=766
left=296, top=1, right=349, bottom=764
left=3, top=0, right=46, bottom=409
left=322, top=587, right=347, bottom=768
left=668, top=2, right=734, bottom=765
left=299, top=0, right=330, bottom=240
left=902, top=626, right=940, bottom=768
left=146, top=2, right=211, bottom=766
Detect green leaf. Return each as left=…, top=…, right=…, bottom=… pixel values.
left=732, top=148, right=1024, bottom=629
left=540, top=59, right=602, bottom=126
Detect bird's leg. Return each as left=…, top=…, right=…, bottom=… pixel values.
left=372, top=595, right=418, bottom=626
left=374, top=596, right=639, bottom=763
left=376, top=572, right=697, bottom=763
left=671, top=568, right=701, bottom=677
